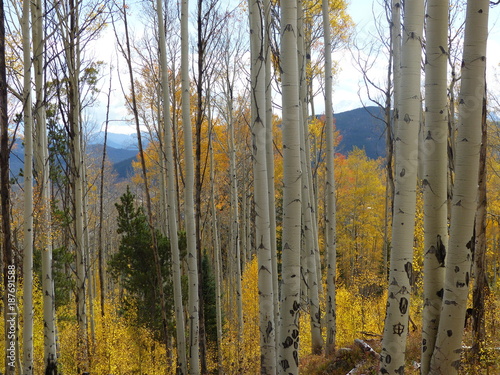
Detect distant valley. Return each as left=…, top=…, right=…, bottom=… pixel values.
left=9, top=106, right=387, bottom=180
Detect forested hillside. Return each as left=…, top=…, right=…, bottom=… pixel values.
left=1, top=0, right=499, bottom=375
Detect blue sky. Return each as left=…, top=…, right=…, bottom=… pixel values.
left=331, top=0, right=500, bottom=113
left=91, top=1, right=500, bottom=134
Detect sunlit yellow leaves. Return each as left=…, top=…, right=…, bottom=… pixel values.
left=58, top=295, right=173, bottom=375
left=220, top=256, right=260, bottom=374
left=333, top=148, right=386, bottom=285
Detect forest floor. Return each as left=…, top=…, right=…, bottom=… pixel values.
left=300, top=330, right=500, bottom=375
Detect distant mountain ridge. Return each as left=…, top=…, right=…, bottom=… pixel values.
left=333, top=106, right=387, bottom=159
left=9, top=106, right=387, bottom=179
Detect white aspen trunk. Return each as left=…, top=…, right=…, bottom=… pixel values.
left=297, top=2, right=321, bottom=355
left=82, top=167, right=95, bottom=346
left=298, top=80, right=322, bottom=355
left=278, top=0, right=302, bottom=373
left=471, top=101, right=487, bottom=359
left=391, top=0, right=402, bottom=141
left=157, top=1, right=188, bottom=373
left=297, top=0, right=306, bottom=313
left=55, top=0, right=88, bottom=368
left=1, top=6, right=16, bottom=372
left=249, top=0, right=276, bottom=372
left=421, top=0, right=448, bottom=373
left=74, top=83, right=88, bottom=375
left=22, top=1, right=34, bottom=372
left=181, top=0, right=200, bottom=372
left=263, top=0, right=279, bottom=347
left=32, top=0, right=57, bottom=370
left=227, top=78, right=244, bottom=347
left=379, top=0, right=424, bottom=373
left=322, top=0, right=337, bottom=357
left=429, top=1, right=489, bottom=373
left=97, top=65, right=113, bottom=319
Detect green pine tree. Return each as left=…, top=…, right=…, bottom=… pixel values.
left=109, top=186, right=173, bottom=339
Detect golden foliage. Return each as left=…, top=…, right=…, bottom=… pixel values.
left=220, top=256, right=260, bottom=374
left=0, top=280, right=174, bottom=374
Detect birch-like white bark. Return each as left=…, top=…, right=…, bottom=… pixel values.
left=278, top=0, right=302, bottom=373
left=263, top=0, right=279, bottom=349
left=22, top=1, right=34, bottom=372
left=31, top=0, right=57, bottom=369
left=249, top=0, right=276, bottom=372
left=391, top=0, right=402, bottom=140
left=429, top=1, right=489, bottom=373
left=55, top=1, right=89, bottom=368
left=157, top=0, right=188, bottom=372
left=181, top=0, right=200, bottom=372
left=421, top=0, right=449, bottom=372
left=379, top=0, right=424, bottom=373
left=322, top=0, right=337, bottom=356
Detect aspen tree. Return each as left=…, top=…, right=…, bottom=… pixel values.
left=379, top=0, right=424, bottom=373
left=157, top=0, right=188, bottom=372
left=322, top=0, right=337, bottom=356
left=391, top=0, right=402, bottom=144
left=421, top=0, right=449, bottom=372
left=227, top=50, right=244, bottom=361
left=263, top=0, right=279, bottom=346
left=1, top=2, right=16, bottom=374
left=297, top=0, right=322, bottom=356
left=181, top=0, right=200, bottom=371
left=278, top=0, right=302, bottom=373
left=429, top=1, right=489, bottom=373
left=249, top=0, right=276, bottom=372
left=22, top=0, right=34, bottom=372
left=471, top=94, right=488, bottom=360
left=54, top=0, right=88, bottom=368
left=31, top=0, right=57, bottom=370
left=97, top=66, right=112, bottom=319
left=82, top=170, right=95, bottom=344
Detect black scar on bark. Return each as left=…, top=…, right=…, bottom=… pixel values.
left=280, top=359, right=289, bottom=371
left=266, top=320, right=273, bottom=336
left=436, top=234, right=446, bottom=266
left=454, top=266, right=460, bottom=273
left=386, top=354, right=392, bottom=364
left=447, top=330, right=453, bottom=337
left=436, top=288, right=444, bottom=298
left=293, top=350, right=299, bottom=366
left=466, top=272, right=470, bottom=286
left=466, top=236, right=474, bottom=250
left=456, top=281, right=466, bottom=288
left=404, top=262, right=413, bottom=284
left=396, top=365, right=405, bottom=375
left=292, top=329, right=299, bottom=339
left=283, top=336, right=293, bottom=348
left=399, top=297, right=408, bottom=314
